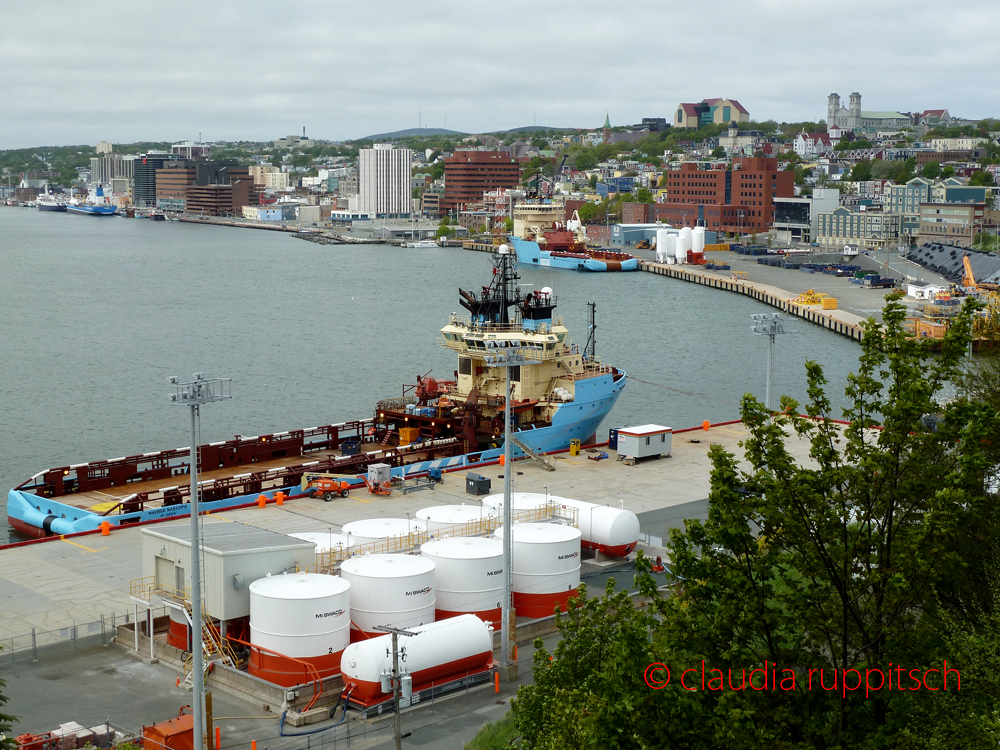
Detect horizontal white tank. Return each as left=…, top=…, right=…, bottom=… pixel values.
left=341, top=518, right=421, bottom=546
left=692, top=226, right=706, bottom=253
left=340, top=554, right=436, bottom=638
left=288, top=531, right=353, bottom=553
left=494, top=523, right=581, bottom=618
left=341, top=614, right=494, bottom=704
left=421, top=537, right=504, bottom=622
left=483, top=492, right=639, bottom=557
left=416, top=504, right=493, bottom=531
left=249, top=573, right=351, bottom=658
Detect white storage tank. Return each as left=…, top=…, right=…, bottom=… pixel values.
left=341, top=614, right=494, bottom=706
left=677, top=227, right=692, bottom=263
left=248, top=572, right=351, bottom=687
left=655, top=229, right=671, bottom=263
left=692, top=226, right=706, bottom=253
left=494, top=523, right=581, bottom=618
left=481, top=492, right=548, bottom=513
left=421, top=537, right=504, bottom=623
left=416, top=504, right=492, bottom=531
left=340, top=554, right=436, bottom=640
left=288, top=531, right=353, bottom=553
left=341, top=518, right=421, bottom=546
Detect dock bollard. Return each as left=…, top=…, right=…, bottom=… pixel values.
left=494, top=672, right=500, bottom=693
left=100, top=521, right=111, bottom=536
left=252, top=741, right=257, bottom=750
left=702, top=420, right=710, bottom=431
left=257, top=495, right=267, bottom=508
left=275, top=492, right=285, bottom=506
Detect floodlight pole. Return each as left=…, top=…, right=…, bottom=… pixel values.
left=169, top=373, right=232, bottom=750
left=750, top=314, right=794, bottom=411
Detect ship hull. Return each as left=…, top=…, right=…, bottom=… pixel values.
left=38, top=203, right=67, bottom=212
left=7, top=371, right=626, bottom=538
left=509, top=237, right=638, bottom=272
left=67, top=205, right=118, bottom=216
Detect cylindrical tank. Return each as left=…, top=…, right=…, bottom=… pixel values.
left=676, top=227, right=691, bottom=263
left=248, top=572, right=351, bottom=687
left=665, top=232, right=677, bottom=261
left=341, top=518, right=421, bottom=546
left=420, top=537, right=504, bottom=623
left=655, top=229, right=671, bottom=262
left=483, top=492, right=640, bottom=557
left=341, top=615, right=494, bottom=705
left=166, top=606, right=188, bottom=651
left=340, top=554, right=436, bottom=640
left=481, top=492, right=548, bottom=513
left=288, top=531, right=352, bottom=553
left=416, top=504, right=491, bottom=532
left=692, top=226, right=706, bottom=253
left=494, top=523, right=581, bottom=618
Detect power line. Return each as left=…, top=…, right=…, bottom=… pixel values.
left=626, top=375, right=743, bottom=407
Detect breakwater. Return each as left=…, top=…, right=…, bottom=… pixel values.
left=640, top=261, right=866, bottom=342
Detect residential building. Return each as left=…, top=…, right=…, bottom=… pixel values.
left=172, top=141, right=211, bottom=160
left=249, top=165, right=280, bottom=185
left=719, top=124, right=769, bottom=154
left=930, top=137, right=987, bottom=152
left=357, top=144, right=412, bottom=218
left=655, top=157, right=794, bottom=233
left=674, top=98, right=749, bottom=129
left=816, top=206, right=904, bottom=250
left=917, top=202, right=993, bottom=247
left=96, top=141, right=113, bottom=154
left=793, top=131, right=832, bottom=158
left=442, top=151, right=520, bottom=215
left=263, top=171, right=290, bottom=191
left=90, top=154, right=136, bottom=185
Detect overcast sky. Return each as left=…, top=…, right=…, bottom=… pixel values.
left=2, top=0, right=997, bottom=149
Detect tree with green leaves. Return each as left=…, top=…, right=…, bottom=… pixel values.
left=514, top=297, right=1000, bottom=749
left=849, top=158, right=873, bottom=182
left=970, top=170, right=995, bottom=187
left=921, top=160, right=942, bottom=179
left=635, top=187, right=653, bottom=203
left=711, top=146, right=726, bottom=158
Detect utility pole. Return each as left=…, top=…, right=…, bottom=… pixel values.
left=374, top=625, right=417, bottom=750
left=169, top=374, right=232, bottom=750
left=750, top=314, right=795, bottom=411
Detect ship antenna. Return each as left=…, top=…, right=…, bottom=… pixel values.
left=584, top=300, right=596, bottom=360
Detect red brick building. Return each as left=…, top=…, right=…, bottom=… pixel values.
left=621, top=202, right=652, bottom=224
left=442, top=151, right=520, bottom=215
left=655, top=157, right=794, bottom=234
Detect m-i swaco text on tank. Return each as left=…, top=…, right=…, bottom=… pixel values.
left=7, top=246, right=627, bottom=537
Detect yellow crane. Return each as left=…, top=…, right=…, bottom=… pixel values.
left=963, top=255, right=978, bottom=290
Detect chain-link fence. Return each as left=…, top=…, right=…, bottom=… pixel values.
left=0, top=606, right=167, bottom=667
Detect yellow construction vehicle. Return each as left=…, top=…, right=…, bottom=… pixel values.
left=964, top=255, right=978, bottom=291
left=791, top=289, right=828, bottom=305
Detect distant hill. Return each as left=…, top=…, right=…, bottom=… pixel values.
left=360, top=128, right=467, bottom=140
left=502, top=125, right=572, bottom=134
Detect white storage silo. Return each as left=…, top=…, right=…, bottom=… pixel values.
left=692, top=226, right=706, bottom=253
left=494, top=523, right=581, bottom=618
left=248, top=572, right=351, bottom=687
left=655, top=229, right=671, bottom=263
left=288, top=531, right=353, bottom=553
left=421, top=537, right=504, bottom=623
left=340, top=554, right=436, bottom=641
left=341, top=615, right=494, bottom=706
left=664, top=233, right=677, bottom=264
left=677, top=227, right=692, bottom=263
left=341, top=518, right=421, bottom=546
left=416, top=504, right=492, bottom=532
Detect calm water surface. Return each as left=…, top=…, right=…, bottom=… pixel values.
left=0, top=208, right=864, bottom=541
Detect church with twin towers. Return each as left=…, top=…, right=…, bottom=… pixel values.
left=826, top=92, right=912, bottom=135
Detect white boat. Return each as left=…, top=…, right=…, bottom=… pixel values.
left=406, top=239, right=439, bottom=248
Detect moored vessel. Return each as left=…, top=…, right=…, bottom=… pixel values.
left=509, top=203, right=638, bottom=272
left=66, top=184, right=118, bottom=216
left=37, top=191, right=67, bottom=212
left=6, top=247, right=626, bottom=538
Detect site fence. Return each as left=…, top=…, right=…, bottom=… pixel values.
left=0, top=605, right=168, bottom=667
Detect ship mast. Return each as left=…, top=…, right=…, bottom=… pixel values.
left=584, top=300, right=596, bottom=359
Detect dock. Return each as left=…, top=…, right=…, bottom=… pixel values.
left=0, top=421, right=820, bottom=651
left=640, top=259, right=868, bottom=342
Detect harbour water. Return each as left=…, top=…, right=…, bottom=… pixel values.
left=0, top=208, right=864, bottom=542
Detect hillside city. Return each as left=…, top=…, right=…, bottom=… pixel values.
left=4, top=93, right=999, bottom=262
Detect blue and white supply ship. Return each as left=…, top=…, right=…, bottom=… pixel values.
left=7, top=247, right=626, bottom=538
left=66, top=184, right=118, bottom=216
left=509, top=203, right=639, bottom=272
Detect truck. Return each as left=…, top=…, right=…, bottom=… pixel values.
left=302, top=473, right=352, bottom=502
